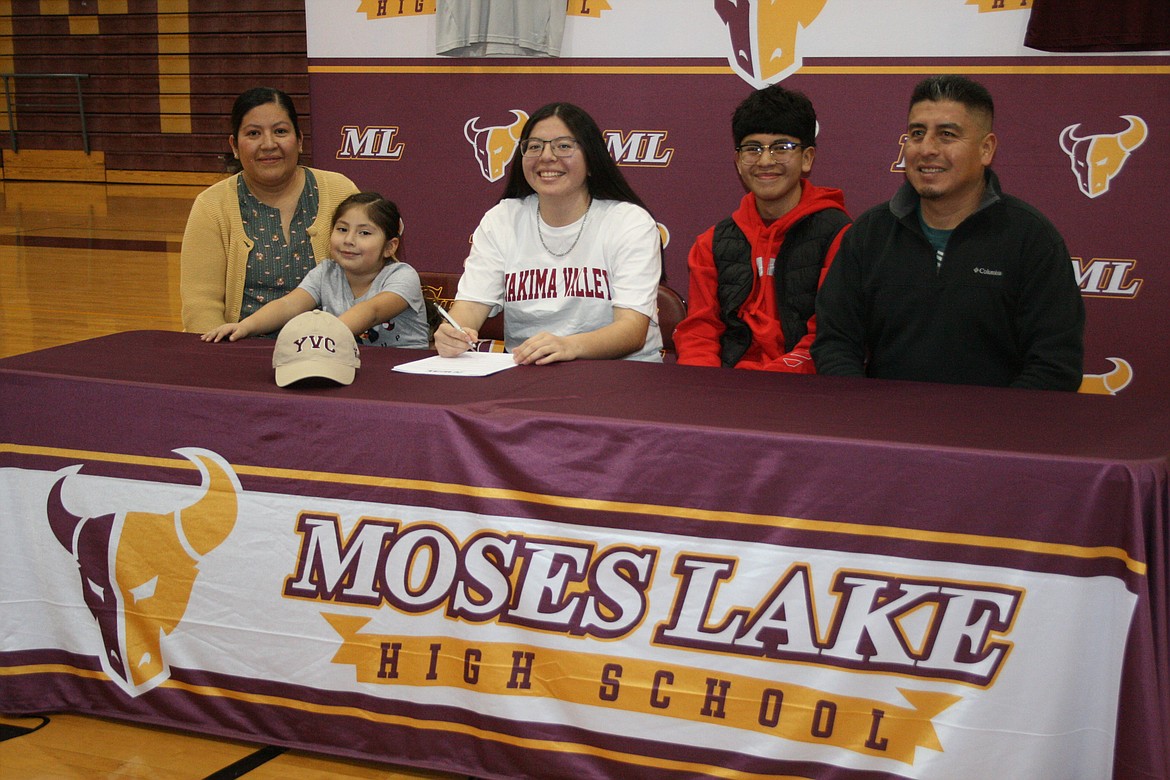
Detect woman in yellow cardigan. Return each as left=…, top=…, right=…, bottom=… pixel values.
left=180, top=87, right=359, bottom=332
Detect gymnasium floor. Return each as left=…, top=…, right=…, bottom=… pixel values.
left=0, top=181, right=187, bottom=360
left=0, top=182, right=462, bottom=779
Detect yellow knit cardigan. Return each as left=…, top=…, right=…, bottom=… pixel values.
left=179, top=167, right=359, bottom=332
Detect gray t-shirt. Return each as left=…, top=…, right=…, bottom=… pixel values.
left=435, top=0, right=566, bottom=57
left=298, top=260, right=429, bottom=348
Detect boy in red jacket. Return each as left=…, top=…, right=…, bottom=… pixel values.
left=675, top=85, right=850, bottom=372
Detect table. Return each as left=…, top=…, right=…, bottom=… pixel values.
left=1, top=331, right=1167, bottom=779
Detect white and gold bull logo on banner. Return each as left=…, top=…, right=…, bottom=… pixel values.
left=715, top=0, right=829, bottom=87
left=464, top=109, right=528, bottom=182
left=1059, top=115, right=1148, bottom=199
left=1078, top=357, right=1134, bottom=395
left=46, top=448, right=240, bottom=697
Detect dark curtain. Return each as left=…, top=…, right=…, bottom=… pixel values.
left=1025, top=0, right=1170, bottom=52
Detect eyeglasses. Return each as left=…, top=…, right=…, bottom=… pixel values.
left=735, top=140, right=804, bottom=163
left=520, top=136, right=580, bottom=158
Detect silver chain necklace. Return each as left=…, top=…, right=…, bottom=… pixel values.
left=536, top=199, right=591, bottom=257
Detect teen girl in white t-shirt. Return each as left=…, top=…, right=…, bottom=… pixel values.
left=435, top=102, right=663, bottom=364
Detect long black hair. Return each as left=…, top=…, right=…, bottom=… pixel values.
left=501, top=102, right=648, bottom=210
left=500, top=102, right=664, bottom=279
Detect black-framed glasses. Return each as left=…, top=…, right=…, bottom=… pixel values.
left=735, top=140, right=803, bottom=163
left=520, top=136, right=580, bottom=158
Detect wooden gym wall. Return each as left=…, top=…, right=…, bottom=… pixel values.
left=0, top=0, right=309, bottom=190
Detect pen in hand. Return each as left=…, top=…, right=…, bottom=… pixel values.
left=435, top=305, right=475, bottom=349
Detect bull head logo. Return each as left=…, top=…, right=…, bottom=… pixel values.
left=716, top=0, right=829, bottom=87
left=464, top=109, right=529, bottom=182
left=1078, top=357, right=1133, bottom=395
left=46, top=448, right=240, bottom=696
left=1059, top=115, right=1147, bottom=199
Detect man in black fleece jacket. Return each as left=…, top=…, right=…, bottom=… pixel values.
left=812, top=75, right=1084, bottom=390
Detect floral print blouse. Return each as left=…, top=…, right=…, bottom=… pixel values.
left=238, top=168, right=321, bottom=322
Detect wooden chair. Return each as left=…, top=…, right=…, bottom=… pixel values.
left=417, top=271, right=505, bottom=341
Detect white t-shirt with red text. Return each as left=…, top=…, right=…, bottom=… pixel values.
left=457, top=195, right=663, bottom=362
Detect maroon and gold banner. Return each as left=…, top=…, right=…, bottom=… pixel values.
left=2, top=332, right=1168, bottom=778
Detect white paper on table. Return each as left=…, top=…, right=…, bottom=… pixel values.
left=391, top=352, right=518, bottom=377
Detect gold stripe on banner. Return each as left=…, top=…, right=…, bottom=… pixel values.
left=324, top=615, right=962, bottom=765
left=307, top=64, right=1170, bottom=77
left=0, top=663, right=108, bottom=682
left=0, top=443, right=1147, bottom=575
left=0, top=660, right=809, bottom=779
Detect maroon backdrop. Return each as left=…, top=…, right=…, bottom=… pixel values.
left=309, top=55, right=1170, bottom=398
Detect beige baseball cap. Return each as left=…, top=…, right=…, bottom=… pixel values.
left=272, top=310, right=361, bottom=387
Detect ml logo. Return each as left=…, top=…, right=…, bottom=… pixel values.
left=1072, top=258, right=1142, bottom=298
left=336, top=126, right=405, bottom=160
left=605, top=130, right=674, bottom=167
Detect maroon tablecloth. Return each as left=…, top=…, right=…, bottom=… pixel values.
left=2, top=331, right=1167, bottom=779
